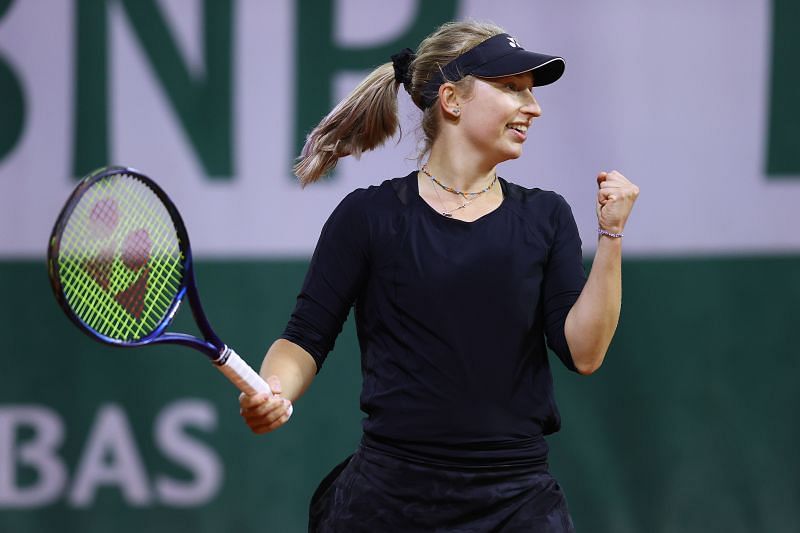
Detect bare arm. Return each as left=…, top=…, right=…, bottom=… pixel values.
left=564, top=235, right=622, bottom=374
left=239, top=339, right=318, bottom=434
left=259, top=339, right=318, bottom=401
left=565, top=170, right=638, bottom=375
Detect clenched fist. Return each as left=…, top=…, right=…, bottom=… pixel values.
left=596, top=170, right=639, bottom=235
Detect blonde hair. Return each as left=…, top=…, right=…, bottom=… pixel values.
left=294, top=20, right=506, bottom=186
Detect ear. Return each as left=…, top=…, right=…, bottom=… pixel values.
left=437, top=82, right=461, bottom=119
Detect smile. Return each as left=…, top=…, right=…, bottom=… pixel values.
left=506, top=123, right=528, bottom=140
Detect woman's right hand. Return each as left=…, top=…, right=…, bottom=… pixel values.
left=239, top=375, right=294, bottom=434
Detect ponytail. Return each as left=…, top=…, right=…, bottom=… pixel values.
left=294, top=64, right=400, bottom=186
left=294, top=21, right=505, bottom=186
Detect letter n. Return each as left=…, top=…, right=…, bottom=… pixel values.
left=72, top=0, right=234, bottom=179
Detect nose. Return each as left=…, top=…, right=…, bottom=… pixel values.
left=521, top=91, right=541, bottom=119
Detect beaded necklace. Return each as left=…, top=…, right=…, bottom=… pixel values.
left=420, top=164, right=498, bottom=200
left=428, top=175, right=475, bottom=217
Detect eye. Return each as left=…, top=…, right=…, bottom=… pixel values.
left=503, top=81, right=533, bottom=94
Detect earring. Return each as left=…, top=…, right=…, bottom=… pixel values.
left=452, top=108, right=460, bottom=115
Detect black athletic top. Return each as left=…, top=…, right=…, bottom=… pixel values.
left=282, top=171, right=586, bottom=466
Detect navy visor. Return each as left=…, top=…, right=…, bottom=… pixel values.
left=421, top=33, right=565, bottom=108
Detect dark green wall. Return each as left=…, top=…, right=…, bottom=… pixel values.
left=1, top=257, right=798, bottom=532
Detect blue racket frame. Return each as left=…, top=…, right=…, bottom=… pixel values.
left=47, top=166, right=226, bottom=362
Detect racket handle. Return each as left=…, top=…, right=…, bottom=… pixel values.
left=216, top=347, right=294, bottom=418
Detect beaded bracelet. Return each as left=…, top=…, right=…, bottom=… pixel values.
left=597, top=228, right=624, bottom=238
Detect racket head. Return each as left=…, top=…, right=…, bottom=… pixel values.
left=48, top=166, right=195, bottom=350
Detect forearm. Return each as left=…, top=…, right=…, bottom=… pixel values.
left=564, top=235, right=622, bottom=374
left=259, top=338, right=318, bottom=401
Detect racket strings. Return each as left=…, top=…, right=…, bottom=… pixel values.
left=57, top=173, right=185, bottom=342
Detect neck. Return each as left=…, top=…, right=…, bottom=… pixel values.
left=425, top=144, right=498, bottom=192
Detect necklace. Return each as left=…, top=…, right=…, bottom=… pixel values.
left=420, top=164, right=498, bottom=200
left=428, top=176, right=475, bottom=217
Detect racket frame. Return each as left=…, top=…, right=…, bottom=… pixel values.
left=48, top=166, right=281, bottom=402
left=48, top=166, right=225, bottom=362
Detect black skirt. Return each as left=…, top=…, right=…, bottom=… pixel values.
left=309, top=443, right=575, bottom=532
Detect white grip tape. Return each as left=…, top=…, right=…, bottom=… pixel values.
left=217, top=348, right=293, bottom=418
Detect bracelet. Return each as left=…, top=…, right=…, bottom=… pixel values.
left=597, top=227, right=624, bottom=238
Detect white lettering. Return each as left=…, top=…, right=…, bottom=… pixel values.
left=68, top=404, right=151, bottom=507
left=154, top=399, right=222, bottom=506
left=0, top=400, right=223, bottom=509
left=0, top=406, right=67, bottom=507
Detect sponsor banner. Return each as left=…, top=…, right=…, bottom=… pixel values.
left=1, top=257, right=799, bottom=532
left=0, top=0, right=798, bottom=258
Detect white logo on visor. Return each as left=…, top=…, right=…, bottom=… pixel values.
left=507, top=37, right=521, bottom=48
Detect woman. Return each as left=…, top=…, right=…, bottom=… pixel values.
left=240, top=20, right=639, bottom=532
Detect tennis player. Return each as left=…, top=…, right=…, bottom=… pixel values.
left=240, top=20, right=639, bottom=532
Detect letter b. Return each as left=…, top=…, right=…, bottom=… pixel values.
left=0, top=406, right=67, bottom=508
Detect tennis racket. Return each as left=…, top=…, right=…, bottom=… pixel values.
left=47, top=166, right=284, bottom=408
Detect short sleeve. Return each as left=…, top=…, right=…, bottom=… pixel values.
left=542, top=195, right=587, bottom=371
left=281, top=191, right=370, bottom=372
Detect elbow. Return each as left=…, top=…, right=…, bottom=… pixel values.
left=575, top=360, right=602, bottom=375
left=572, top=353, right=605, bottom=375
left=564, top=322, right=611, bottom=375
left=565, top=337, right=606, bottom=375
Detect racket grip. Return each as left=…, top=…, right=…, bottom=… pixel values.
left=216, top=347, right=294, bottom=418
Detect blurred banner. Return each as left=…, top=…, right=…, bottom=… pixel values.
left=1, top=1, right=798, bottom=532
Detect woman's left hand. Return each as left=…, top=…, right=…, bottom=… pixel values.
left=596, top=170, right=639, bottom=234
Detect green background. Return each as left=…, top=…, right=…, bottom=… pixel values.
left=1, top=256, right=798, bottom=532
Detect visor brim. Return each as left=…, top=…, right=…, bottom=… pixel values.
left=471, top=53, right=565, bottom=86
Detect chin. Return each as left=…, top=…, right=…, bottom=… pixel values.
left=493, top=152, right=522, bottom=166
left=504, top=147, right=524, bottom=160
left=486, top=143, right=524, bottom=164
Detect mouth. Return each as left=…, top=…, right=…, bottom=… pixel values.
left=506, top=123, right=529, bottom=140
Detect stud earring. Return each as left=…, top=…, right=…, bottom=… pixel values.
left=452, top=108, right=460, bottom=115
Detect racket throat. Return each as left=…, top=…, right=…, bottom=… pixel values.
left=214, top=345, right=234, bottom=365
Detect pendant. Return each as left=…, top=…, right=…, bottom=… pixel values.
left=443, top=212, right=453, bottom=218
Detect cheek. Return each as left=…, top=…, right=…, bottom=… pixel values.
left=470, top=104, right=508, bottom=131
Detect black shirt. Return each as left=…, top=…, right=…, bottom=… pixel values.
left=283, top=171, right=586, bottom=466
